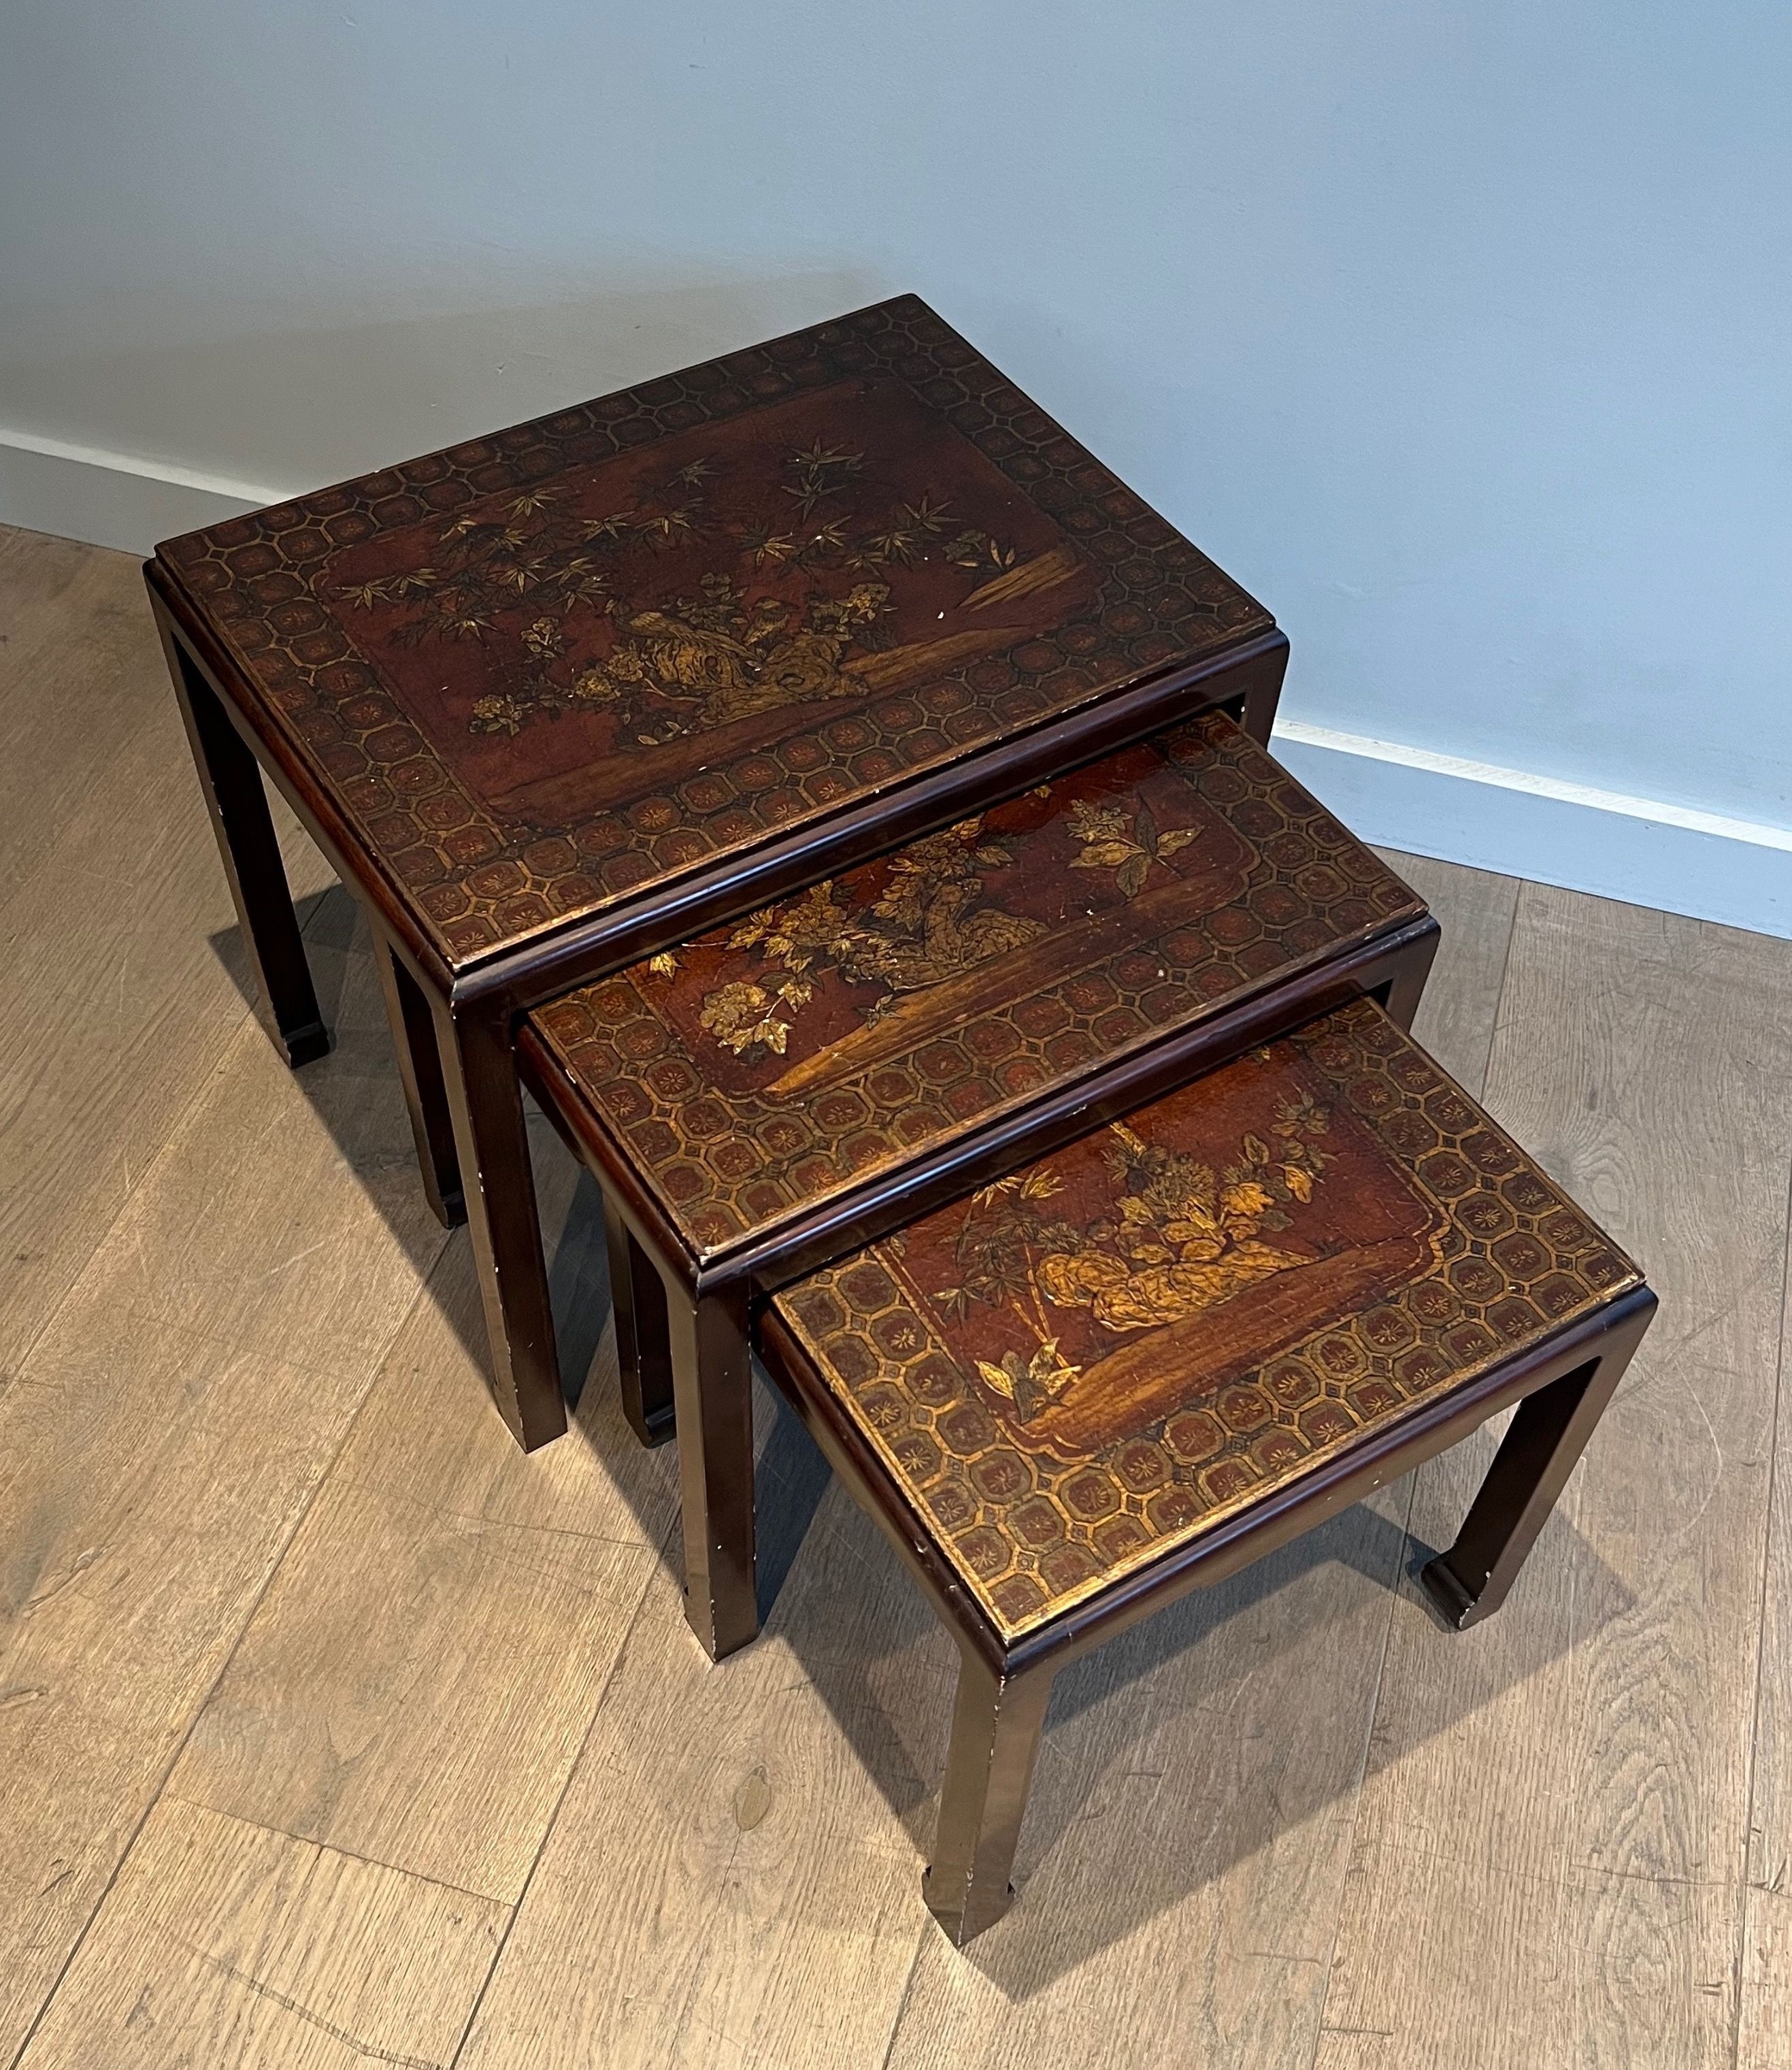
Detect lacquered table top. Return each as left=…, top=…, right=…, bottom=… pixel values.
left=156, top=295, right=1273, bottom=969
left=529, top=711, right=1425, bottom=1263
left=772, top=997, right=1642, bottom=1640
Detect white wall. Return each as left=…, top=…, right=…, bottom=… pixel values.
left=4, top=3, right=1790, bottom=930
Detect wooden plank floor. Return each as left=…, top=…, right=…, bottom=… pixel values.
left=1, top=522, right=1787, bottom=2069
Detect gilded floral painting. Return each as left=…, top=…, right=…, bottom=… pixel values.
left=872, top=1036, right=1446, bottom=1456
left=626, top=731, right=1253, bottom=1102
left=532, top=714, right=1423, bottom=1255
left=318, top=378, right=1091, bottom=825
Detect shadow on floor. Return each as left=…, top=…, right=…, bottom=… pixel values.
left=757, top=1425, right=1631, bottom=1996
left=212, top=884, right=619, bottom=1396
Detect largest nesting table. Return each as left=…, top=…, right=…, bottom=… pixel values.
left=146, top=293, right=1289, bottom=1450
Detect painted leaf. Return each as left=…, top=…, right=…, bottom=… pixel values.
left=1073, top=840, right=1139, bottom=870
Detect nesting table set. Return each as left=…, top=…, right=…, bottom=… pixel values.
left=148, top=295, right=1655, bottom=1945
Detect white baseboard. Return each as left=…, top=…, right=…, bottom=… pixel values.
left=5, top=425, right=1788, bottom=941
left=1274, top=719, right=1792, bottom=943
left=0, top=426, right=280, bottom=555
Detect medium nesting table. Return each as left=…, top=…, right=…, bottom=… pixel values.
left=522, top=708, right=1438, bottom=1656
left=147, top=293, right=1289, bottom=1453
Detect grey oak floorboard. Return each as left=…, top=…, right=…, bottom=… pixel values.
left=0, top=527, right=173, bottom=889
left=0, top=808, right=438, bottom=2062
left=456, top=1460, right=951, bottom=2070
left=1738, top=1169, right=1792, bottom=2067
left=0, top=524, right=337, bottom=1375
left=0, top=1313, right=377, bottom=2065
left=1372, top=848, right=1519, bottom=1102
left=40, top=887, right=448, bottom=1381
left=14, top=1798, right=505, bottom=2070
left=1316, top=888, right=1792, bottom=2070
left=880, top=1487, right=1417, bottom=2070
left=167, top=1222, right=678, bottom=1905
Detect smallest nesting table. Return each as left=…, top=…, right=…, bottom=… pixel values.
left=759, top=996, right=1654, bottom=1942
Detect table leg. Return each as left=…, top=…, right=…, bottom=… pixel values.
left=1241, top=667, right=1282, bottom=747
left=663, top=1279, right=759, bottom=1660
left=374, top=941, right=466, bottom=1228
left=433, top=993, right=567, bottom=1451
left=161, top=623, right=328, bottom=1067
left=603, top=1194, right=676, bottom=1446
left=1381, top=923, right=1440, bottom=1032
left=923, top=1651, right=1055, bottom=1945
left=1421, top=1292, right=1657, bottom=1629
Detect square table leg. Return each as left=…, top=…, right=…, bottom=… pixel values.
left=161, top=624, right=329, bottom=1068
left=663, top=1279, right=760, bottom=1660
left=432, top=993, right=569, bottom=1452
left=373, top=940, right=466, bottom=1229
left=923, top=1651, right=1056, bottom=1945
left=603, top=1197, right=676, bottom=1446
left=1421, top=1291, right=1657, bottom=1628
left=1380, top=923, right=1440, bottom=1032
left=1240, top=666, right=1283, bottom=749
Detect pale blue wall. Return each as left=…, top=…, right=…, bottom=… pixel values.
left=3, top=1, right=1788, bottom=829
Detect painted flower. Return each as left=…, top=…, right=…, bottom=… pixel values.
left=520, top=616, right=564, bottom=659
left=570, top=667, right=621, bottom=704
left=1221, top=1180, right=1276, bottom=1222
left=699, top=982, right=791, bottom=1057
left=1069, top=800, right=1129, bottom=844
left=469, top=695, right=525, bottom=735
